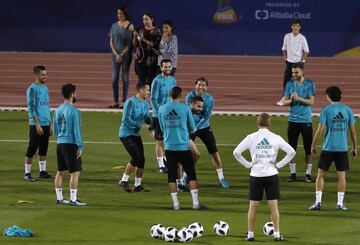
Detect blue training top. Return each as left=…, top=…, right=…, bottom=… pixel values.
left=53, top=103, right=84, bottom=151
left=319, top=103, right=356, bottom=152
left=26, top=82, right=50, bottom=126
left=284, top=79, right=316, bottom=123
left=158, top=102, right=196, bottom=151
left=119, top=96, right=152, bottom=138
left=185, top=91, right=214, bottom=130
left=150, top=74, right=177, bottom=118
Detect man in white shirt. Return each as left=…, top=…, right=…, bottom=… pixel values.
left=233, top=113, right=295, bottom=242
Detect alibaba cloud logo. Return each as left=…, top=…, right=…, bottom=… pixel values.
left=255, top=10, right=269, bottom=20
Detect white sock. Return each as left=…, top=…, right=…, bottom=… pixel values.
left=39, top=160, right=46, bottom=172
left=315, top=191, right=322, bottom=203
left=216, top=168, right=224, bottom=180
left=121, top=173, right=129, bottom=182
left=190, top=189, right=199, bottom=207
left=273, top=231, right=280, bottom=238
left=25, top=164, right=32, bottom=174
left=157, top=157, right=165, bottom=168
left=55, top=188, right=63, bottom=201
left=170, top=192, right=179, bottom=207
left=134, top=177, right=142, bottom=187
left=70, top=189, right=77, bottom=202
left=337, top=192, right=345, bottom=206
left=306, top=163, right=312, bottom=175
left=247, top=231, right=254, bottom=238
left=289, top=163, right=296, bottom=174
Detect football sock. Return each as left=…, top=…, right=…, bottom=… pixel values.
left=25, top=163, right=32, bottom=174
left=216, top=168, right=224, bottom=180
left=39, top=160, right=46, bottom=172
left=289, top=163, right=296, bottom=174
left=337, top=192, right=345, bottom=206
left=315, top=191, right=322, bottom=203
left=305, top=163, right=312, bottom=175
left=190, top=189, right=199, bottom=206
left=170, top=192, right=179, bottom=207
left=247, top=231, right=254, bottom=238
left=274, top=231, right=280, bottom=238
left=157, top=157, right=165, bottom=168
left=121, top=173, right=130, bottom=182
left=70, top=189, right=77, bottom=202
left=55, top=188, right=63, bottom=200
left=134, top=177, right=142, bottom=187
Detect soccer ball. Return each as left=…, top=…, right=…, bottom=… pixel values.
left=177, top=227, right=193, bottom=243
left=188, top=222, right=204, bottom=238
left=213, top=221, right=230, bottom=236
left=263, top=222, right=274, bottom=236
left=150, top=224, right=165, bottom=240
left=164, top=226, right=178, bottom=242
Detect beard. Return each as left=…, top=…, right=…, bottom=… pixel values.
left=163, top=70, right=171, bottom=75
left=72, top=97, right=77, bottom=103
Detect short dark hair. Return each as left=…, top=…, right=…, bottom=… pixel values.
left=291, top=19, right=301, bottom=25
left=170, top=86, right=182, bottom=99
left=143, top=11, right=155, bottom=26
left=118, top=6, right=130, bottom=20
left=61, top=83, right=76, bottom=99
left=33, top=65, right=46, bottom=74
left=160, top=59, right=172, bottom=66
left=162, top=20, right=173, bottom=28
left=195, top=77, right=209, bottom=86
left=257, top=113, right=271, bottom=127
left=326, top=86, right=342, bottom=102
left=191, top=96, right=204, bottom=104
left=292, top=62, right=304, bottom=70
left=136, top=82, right=148, bottom=91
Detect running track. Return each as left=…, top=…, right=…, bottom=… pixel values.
left=0, top=52, right=359, bottom=114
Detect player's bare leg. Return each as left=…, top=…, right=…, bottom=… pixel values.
left=69, top=171, right=86, bottom=206
left=268, top=200, right=283, bottom=240
left=55, top=171, right=68, bottom=204
left=309, top=169, right=325, bottom=210
left=246, top=201, right=260, bottom=240
left=119, top=163, right=134, bottom=192
left=336, top=171, right=348, bottom=210
left=156, top=140, right=167, bottom=173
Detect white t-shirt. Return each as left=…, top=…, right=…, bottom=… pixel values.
left=282, top=33, right=309, bottom=63
left=233, top=128, right=295, bottom=177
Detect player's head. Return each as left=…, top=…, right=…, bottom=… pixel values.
left=257, top=113, right=271, bottom=128
left=160, top=59, right=172, bottom=76
left=33, top=65, right=47, bottom=84
left=291, top=19, right=301, bottom=33
left=326, top=86, right=342, bottom=102
left=136, top=82, right=150, bottom=100
left=170, top=86, right=182, bottom=101
left=162, top=20, right=173, bottom=35
left=61, top=83, right=77, bottom=103
left=117, top=6, right=130, bottom=21
left=190, top=96, right=204, bottom=114
left=195, top=77, right=208, bottom=96
left=143, top=11, right=155, bottom=28
left=291, top=63, right=304, bottom=81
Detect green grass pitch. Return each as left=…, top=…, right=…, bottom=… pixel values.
left=0, top=111, right=359, bottom=245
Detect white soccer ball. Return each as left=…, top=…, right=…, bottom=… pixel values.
left=150, top=224, right=166, bottom=240
left=177, top=227, right=193, bottom=243
left=164, top=226, right=178, bottom=242
left=263, top=221, right=274, bottom=236
left=188, top=222, right=204, bottom=238
left=213, top=221, right=230, bottom=236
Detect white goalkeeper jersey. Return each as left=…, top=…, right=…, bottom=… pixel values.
left=233, top=128, right=295, bottom=177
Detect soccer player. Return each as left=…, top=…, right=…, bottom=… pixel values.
left=278, top=63, right=315, bottom=183
left=53, top=84, right=86, bottom=206
left=24, top=65, right=53, bottom=182
left=158, top=86, right=206, bottom=210
left=233, top=113, right=295, bottom=241
left=185, top=77, right=229, bottom=188
left=150, top=59, right=177, bottom=173
left=308, top=86, right=357, bottom=211
left=118, top=83, right=152, bottom=193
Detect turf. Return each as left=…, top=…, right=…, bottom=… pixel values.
left=0, top=111, right=359, bottom=245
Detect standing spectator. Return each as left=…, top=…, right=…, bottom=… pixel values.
left=133, top=12, right=161, bottom=86
left=109, top=6, right=134, bottom=109
left=158, top=20, right=178, bottom=76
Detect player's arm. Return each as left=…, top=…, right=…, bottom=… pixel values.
left=233, top=136, right=252, bottom=168
left=275, top=138, right=296, bottom=168
left=292, top=94, right=314, bottom=106
left=150, top=80, right=160, bottom=114
left=311, top=123, right=325, bottom=155
left=185, top=93, right=191, bottom=106
left=301, top=37, right=310, bottom=62
left=27, top=87, right=44, bottom=135
left=187, top=108, right=196, bottom=134
left=282, top=35, right=287, bottom=61
left=52, top=111, right=58, bottom=137
left=349, top=123, right=357, bottom=159
left=73, top=110, right=84, bottom=158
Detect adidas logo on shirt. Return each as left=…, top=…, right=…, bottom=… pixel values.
left=165, top=109, right=181, bottom=120
left=256, top=138, right=272, bottom=149
left=332, top=112, right=345, bottom=123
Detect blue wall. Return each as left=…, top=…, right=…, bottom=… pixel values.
left=1, top=0, right=359, bottom=56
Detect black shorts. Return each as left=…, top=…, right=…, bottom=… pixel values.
left=25, top=125, right=50, bottom=158
left=120, top=136, right=145, bottom=168
left=249, top=175, right=280, bottom=201
left=287, top=121, right=313, bottom=155
left=56, top=144, right=82, bottom=173
left=165, top=150, right=197, bottom=183
left=152, top=117, right=163, bottom=141
left=318, top=151, right=349, bottom=171
left=190, top=127, right=218, bottom=154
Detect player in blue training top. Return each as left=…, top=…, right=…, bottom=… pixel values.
left=150, top=59, right=177, bottom=173
left=185, top=77, right=229, bottom=189
left=24, top=65, right=53, bottom=182
left=309, top=86, right=357, bottom=211
left=279, top=63, right=316, bottom=183
left=53, top=83, right=86, bottom=206
left=118, top=83, right=152, bottom=193
left=158, top=86, right=207, bottom=210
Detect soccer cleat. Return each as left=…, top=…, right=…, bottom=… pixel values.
left=69, top=200, right=87, bottom=206
left=23, top=174, right=36, bottom=182
left=274, top=235, right=285, bottom=241
left=308, top=202, right=321, bottom=210
left=39, top=171, right=54, bottom=179
left=56, top=199, right=70, bottom=205
left=305, top=174, right=313, bottom=183
left=132, top=185, right=149, bottom=192
left=245, top=237, right=254, bottom=242
left=118, top=181, right=132, bottom=193
left=286, top=173, right=296, bottom=182
left=193, top=203, right=208, bottom=210
left=336, top=204, right=349, bottom=211
left=219, top=178, right=230, bottom=188
left=159, top=167, right=168, bottom=174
